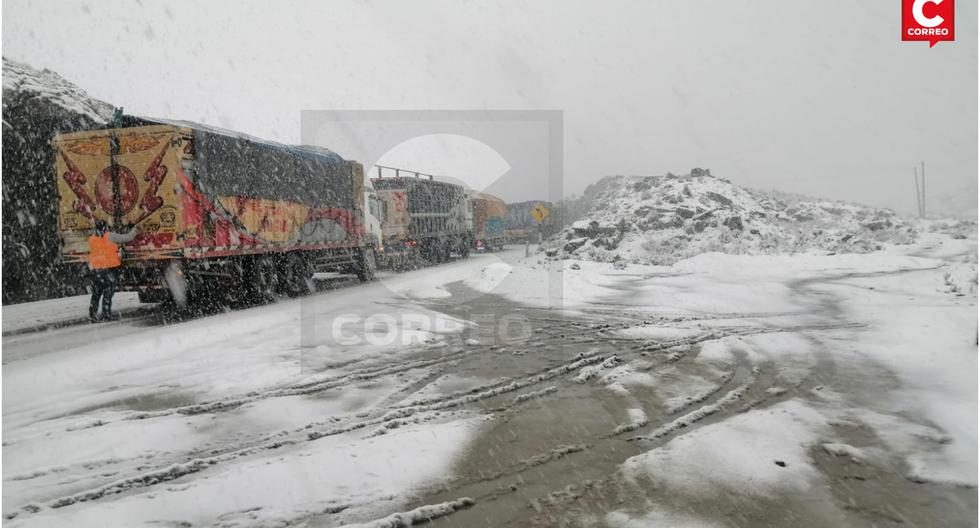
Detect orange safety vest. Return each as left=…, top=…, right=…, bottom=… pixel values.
left=88, top=233, right=122, bottom=269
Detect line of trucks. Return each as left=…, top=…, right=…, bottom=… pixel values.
left=53, top=119, right=510, bottom=304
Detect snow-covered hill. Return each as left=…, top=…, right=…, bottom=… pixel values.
left=546, top=169, right=918, bottom=265
left=2, top=57, right=114, bottom=125
left=2, top=57, right=117, bottom=303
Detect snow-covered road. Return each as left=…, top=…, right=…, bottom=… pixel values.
left=3, top=235, right=976, bottom=527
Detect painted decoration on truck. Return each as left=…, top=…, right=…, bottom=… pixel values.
left=57, top=124, right=365, bottom=262
left=471, top=192, right=507, bottom=240
left=212, top=196, right=362, bottom=244
left=65, top=134, right=163, bottom=156
left=485, top=217, right=505, bottom=237
left=216, top=196, right=309, bottom=243
left=94, top=164, right=139, bottom=215
left=55, top=127, right=184, bottom=261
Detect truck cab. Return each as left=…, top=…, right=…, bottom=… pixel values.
left=364, top=181, right=385, bottom=255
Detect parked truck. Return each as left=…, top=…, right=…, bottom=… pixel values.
left=470, top=191, right=507, bottom=252
left=505, top=200, right=557, bottom=243
left=370, top=168, right=472, bottom=267
left=54, top=119, right=381, bottom=304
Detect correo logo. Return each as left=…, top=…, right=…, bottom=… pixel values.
left=902, top=0, right=954, bottom=47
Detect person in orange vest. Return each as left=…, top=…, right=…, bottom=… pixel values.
left=89, top=219, right=139, bottom=322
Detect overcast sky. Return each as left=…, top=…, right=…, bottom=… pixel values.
left=3, top=0, right=977, bottom=215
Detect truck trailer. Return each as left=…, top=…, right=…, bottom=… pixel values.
left=54, top=120, right=380, bottom=304
left=370, top=169, right=472, bottom=267
left=470, top=191, right=507, bottom=251
left=505, top=200, right=557, bottom=243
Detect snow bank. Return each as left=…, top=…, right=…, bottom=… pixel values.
left=822, top=267, right=978, bottom=486
left=462, top=261, right=512, bottom=292
left=347, top=498, right=475, bottom=528
left=615, top=326, right=701, bottom=340
left=546, top=171, right=917, bottom=265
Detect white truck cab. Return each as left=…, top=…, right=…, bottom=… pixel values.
left=364, top=182, right=385, bottom=254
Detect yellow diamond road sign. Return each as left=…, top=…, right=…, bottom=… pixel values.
left=530, top=203, right=550, bottom=223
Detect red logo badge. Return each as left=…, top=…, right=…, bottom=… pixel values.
left=903, top=0, right=954, bottom=47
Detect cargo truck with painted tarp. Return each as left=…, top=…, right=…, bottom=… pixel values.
left=54, top=119, right=379, bottom=304
left=469, top=191, right=507, bottom=252
left=370, top=168, right=472, bottom=267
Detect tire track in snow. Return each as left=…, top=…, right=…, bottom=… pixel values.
left=42, top=322, right=837, bottom=514
left=73, top=319, right=655, bottom=428
left=16, top=296, right=860, bottom=518
left=54, top=351, right=478, bottom=431
left=23, top=351, right=613, bottom=514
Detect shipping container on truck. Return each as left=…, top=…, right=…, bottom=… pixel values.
left=370, top=168, right=473, bottom=267
left=470, top=191, right=507, bottom=251
left=505, top=200, right=555, bottom=243
left=53, top=119, right=378, bottom=304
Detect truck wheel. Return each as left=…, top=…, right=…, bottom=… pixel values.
left=419, top=242, right=435, bottom=266
left=283, top=254, right=314, bottom=297
left=356, top=248, right=377, bottom=282
left=439, top=239, right=451, bottom=263
left=459, top=241, right=470, bottom=258
left=249, top=255, right=279, bottom=303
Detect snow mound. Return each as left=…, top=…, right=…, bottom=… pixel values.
left=546, top=170, right=917, bottom=265
left=349, top=498, right=475, bottom=527
left=3, top=57, right=114, bottom=124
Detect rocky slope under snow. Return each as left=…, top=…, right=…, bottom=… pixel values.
left=546, top=169, right=919, bottom=265
left=2, top=57, right=116, bottom=303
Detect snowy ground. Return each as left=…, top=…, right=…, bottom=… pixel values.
left=2, top=230, right=976, bottom=527
left=2, top=293, right=146, bottom=335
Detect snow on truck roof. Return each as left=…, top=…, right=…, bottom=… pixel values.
left=130, top=116, right=349, bottom=165
left=371, top=176, right=466, bottom=192
left=124, top=117, right=358, bottom=207
left=52, top=115, right=361, bottom=206
left=469, top=191, right=505, bottom=204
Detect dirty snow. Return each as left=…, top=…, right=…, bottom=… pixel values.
left=3, top=224, right=975, bottom=525
left=624, top=399, right=828, bottom=496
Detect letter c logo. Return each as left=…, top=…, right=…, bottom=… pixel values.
left=913, top=0, right=944, bottom=28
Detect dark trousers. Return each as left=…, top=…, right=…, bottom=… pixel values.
left=90, top=268, right=118, bottom=320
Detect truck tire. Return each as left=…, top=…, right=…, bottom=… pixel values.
left=420, top=241, right=437, bottom=266
left=248, top=255, right=279, bottom=303
left=356, top=248, right=377, bottom=282
left=282, top=253, right=314, bottom=297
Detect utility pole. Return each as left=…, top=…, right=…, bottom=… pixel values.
left=921, top=161, right=926, bottom=218
left=914, top=166, right=922, bottom=217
